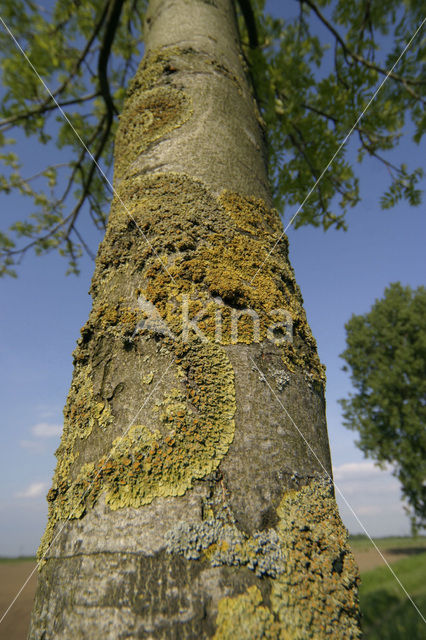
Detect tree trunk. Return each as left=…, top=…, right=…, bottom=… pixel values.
left=29, top=0, right=361, bottom=637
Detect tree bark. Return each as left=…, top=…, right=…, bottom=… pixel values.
left=29, top=0, right=361, bottom=637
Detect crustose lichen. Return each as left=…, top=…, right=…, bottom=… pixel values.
left=165, top=506, right=285, bottom=578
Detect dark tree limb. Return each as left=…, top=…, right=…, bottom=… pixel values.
left=98, top=0, right=127, bottom=119
left=236, top=0, right=258, bottom=49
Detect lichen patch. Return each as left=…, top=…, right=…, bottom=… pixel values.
left=270, top=480, right=361, bottom=638
left=213, top=585, right=278, bottom=640
left=166, top=492, right=285, bottom=578
left=114, top=86, right=192, bottom=181
left=37, top=337, right=236, bottom=564
left=212, top=480, right=361, bottom=639
left=98, top=172, right=325, bottom=383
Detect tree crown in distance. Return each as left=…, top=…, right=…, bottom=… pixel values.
left=0, top=0, right=424, bottom=275
left=339, top=282, right=426, bottom=533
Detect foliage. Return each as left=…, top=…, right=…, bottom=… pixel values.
left=241, top=0, right=424, bottom=230
left=0, top=0, right=424, bottom=274
left=339, top=282, right=426, bottom=532
left=0, top=0, right=147, bottom=275
left=358, top=551, right=426, bottom=639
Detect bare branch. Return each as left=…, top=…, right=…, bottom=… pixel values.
left=72, top=225, right=96, bottom=261
left=236, top=0, right=259, bottom=49
left=0, top=93, right=99, bottom=131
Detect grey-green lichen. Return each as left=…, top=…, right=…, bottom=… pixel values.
left=213, top=479, right=361, bottom=639
left=165, top=497, right=285, bottom=578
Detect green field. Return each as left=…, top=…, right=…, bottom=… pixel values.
left=353, top=539, right=426, bottom=639
left=0, top=556, right=36, bottom=564
left=349, top=534, right=426, bottom=553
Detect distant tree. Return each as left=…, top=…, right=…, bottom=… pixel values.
left=339, top=282, right=426, bottom=533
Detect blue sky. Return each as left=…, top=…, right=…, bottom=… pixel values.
left=0, top=2, right=425, bottom=556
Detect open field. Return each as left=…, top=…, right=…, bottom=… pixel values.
left=0, top=560, right=37, bottom=640
left=0, top=537, right=425, bottom=639
left=349, top=534, right=426, bottom=572
left=358, top=551, right=426, bottom=639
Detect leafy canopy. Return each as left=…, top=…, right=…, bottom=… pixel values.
left=0, top=0, right=424, bottom=274
left=339, top=282, right=426, bottom=533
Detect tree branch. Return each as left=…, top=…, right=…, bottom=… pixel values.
left=0, top=93, right=99, bottom=131
left=1, top=2, right=111, bottom=130
left=63, top=115, right=111, bottom=243
left=98, top=0, right=127, bottom=119
left=236, top=0, right=259, bottom=49
left=302, top=0, right=425, bottom=98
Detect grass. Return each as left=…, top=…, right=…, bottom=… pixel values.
left=349, top=534, right=426, bottom=553
left=358, top=551, right=426, bottom=639
left=0, top=556, right=36, bottom=564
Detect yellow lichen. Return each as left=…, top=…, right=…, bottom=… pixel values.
left=37, top=362, right=114, bottom=562
left=213, top=481, right=360, bottom=639
left=270, top=480, right=361, bottom=639
left=213, top=585, right=278, bottom=640
left=38, top=338, right=236, bottom=561
left=101, top=338, right=236, bottom=510
left=142, top=371, right=154, bottom=384
left=100, top=172, right=325, bottom=383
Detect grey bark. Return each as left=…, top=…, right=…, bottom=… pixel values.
left=28, top=1, right=360, bottom=638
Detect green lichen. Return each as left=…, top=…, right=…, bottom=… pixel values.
left=113, top=43, right=250, bottom=183
left=99, top=172, right=325, bottom=383
left=270, top=480, right=361, bottom=639
left=114, top=86, right=192, bottom=181
left=37, top=362, right=114, bottom=562
left=103, top=338, right=236, bottom=509
left=126, top=45, right=244, bottom=99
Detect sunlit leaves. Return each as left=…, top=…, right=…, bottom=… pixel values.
left=381, top=166, right=424, bottom=209
left=0, top=0, right=147, bottom=274
left=0, top=0, right=424, bottom=275
left=238, top=0, right=424, bottom=230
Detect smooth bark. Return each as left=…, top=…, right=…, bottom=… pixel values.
left=29, top=1, right=361, bottom=637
